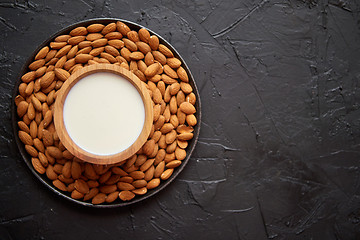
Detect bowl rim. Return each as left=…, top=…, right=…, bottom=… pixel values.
left=11, top=17, right=201, bottom=208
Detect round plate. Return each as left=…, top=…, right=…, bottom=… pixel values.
left=11, top=18, right=201, bottom=208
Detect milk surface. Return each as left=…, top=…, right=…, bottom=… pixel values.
left=63, top=72, right=145, bottom=155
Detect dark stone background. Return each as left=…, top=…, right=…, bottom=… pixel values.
left=1, top=0, right=360, bottom=239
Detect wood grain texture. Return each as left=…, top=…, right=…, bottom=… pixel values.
left=54, top=64, right=153, bottom=165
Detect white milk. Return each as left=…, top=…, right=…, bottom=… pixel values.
left=63, top=72, right=145, bottom=156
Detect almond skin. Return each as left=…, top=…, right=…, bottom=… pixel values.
left=160, top=169, right=174, bottom=180
left=147, top=178, right=160, bottom=189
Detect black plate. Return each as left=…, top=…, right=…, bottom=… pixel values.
left=11, top=18, right=201, bottom=208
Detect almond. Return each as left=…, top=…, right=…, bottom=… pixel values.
left=84, top=188, right=99, bottom=201
left=54, top=68, right=70, bottom=81
left=127, top=30, right=139, bottom=42
left=92, top=193, right=106, bottom=204
left=165, top=130, right=177, bottom=145
left=119, top=190, right=135, bottom=201
left=177, top=132, right=194, bottom=141
left=27, top=102, right=35, bottom=120
left=71, top=189, right=84, bottom=199
left=70, top=26, right=87, bottom=36
left=138, top=28, right=150, bottom=43
left=33, top=138, right=45, bottom=153
left=31, top=95, right=42, bottom=112
left=144, top=52, right=154, bottom=66
left=144, top=165, right=155, bottom=181
left=136, top=41, right=151, bottom=54
left=104, top=45, right=120, bottom=57
left=99, top=184, right=117, bottom=194
left=53, top=179, right=67, bottom=191
left=155, top=149, right=166, bottom=165
left=177, top=66, right=189, bottom=82
left=144, top=63, right=160, bottom=77
left=47, top=146, right=62, bottom=159
left=32, top=157, right=45, bottom=174
left=152, top=88, right=162, bottom=104
left=19, top=130, right=33, bottom=145
left=140, top=159, right=154, bottom=172
left=21, top=71, right=36, bottom=83
left=154, top=115, right=165, bottom=131
left=119, top=176, right=134, bottom=183
left=43, top=110, right=52, bottom=128
left=132, top=187, right=147, bottom=195
left=105, top=32, right=123, bottom=40
left=123, top=38, right=137, bottom=52
left=35, top=46, right=50, bottom=60
left=84, top=163, right=98, bottom=180
left=111, top=167, right=128, bottom=176
left=170, top=96, right=178, bottom=114
left=117, top=182, right=135, bottom=191
left=101, top=22, right=116, bottom=35
left=100, top=52, right=117, bottom=63
left=166, top=140, right=177, bottom=153
left=152, top=51, right=166, bottom=65
left=143, top=139, right=155, bottom=156
left=160, top=123, right=174, bottom=134
left=18, top=121, right=30, bottom=133
left=46, top=165, right=58, bottom=180
left=87, top=23, right=105, bottom=33
left=50, top=41, right=67, bottom=50
left=25, top=145, right=38, bottom=157
left=106, top=191, right=120, bottom=203
left=149, top=35, right=159, bottom=50
left=75, top=54, right=93, bottom=63
left=186, top=114, right=197, bottom=126
left=129, top=51, right=144, bottom=60
left=61, top=161, right=72, bottom=178
left=40, top=71, right=55, bottom=89
left=74, top=179, right=90, bottom=194
left=91, top=38, right=108, bottom=48
left=129, top=171, right=145, bottom=180
left=108, top=39, right=124, bottom=49
left=147, top=178, right=160, bottom=189
left=160, top=168, right=173, bottom=180
left=154, top=161, right=165, bottom=178
left=120, top=47, right=131, bottom=62
left=132, top=179, right=147, bottom=188
left=78, top=40, right=92, bottom=48
left=55, top=44, right=72, bottom=58
left=86, top=33, right=103, bottom=41
left=71, top=161, right=82, bottom=179
left=167, top=58, right=181, bottom=69
left=29, top=59, right=45, bottom=70
left=179, top=102, right=196, bottom=114
left=162, top=74, right=177, bottom=85
left=164, top=65, right=178, bottom=79
left=116, top=21, right=131, bottom=36
left=166, top=160, right=182, bottom=168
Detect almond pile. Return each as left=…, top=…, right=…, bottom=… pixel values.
left=15, top=21, right=197, bottom=205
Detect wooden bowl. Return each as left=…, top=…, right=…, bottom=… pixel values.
left=54, top=64, right=153, bottom=165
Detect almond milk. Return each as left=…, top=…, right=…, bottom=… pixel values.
left=63, top=72, right=145, bottom=155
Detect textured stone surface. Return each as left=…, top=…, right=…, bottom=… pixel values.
left=1, top=0, right=360, bottom=239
